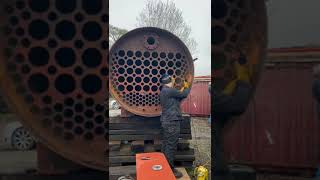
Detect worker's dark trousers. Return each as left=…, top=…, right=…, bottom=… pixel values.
left=161, top=120, right=180, bottom=169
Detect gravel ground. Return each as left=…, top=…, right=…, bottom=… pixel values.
left=189, top=116, right=211, bottom=179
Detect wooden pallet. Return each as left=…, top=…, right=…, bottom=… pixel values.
left=108, top=115, right=195, bottom=168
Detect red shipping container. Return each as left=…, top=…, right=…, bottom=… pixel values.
left=181, top=76, right=211, bottom=116
left=224, top=53, right=320, bottom=173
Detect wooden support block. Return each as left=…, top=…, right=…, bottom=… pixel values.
left=109, top=141, right=121, bottom=151
left=131, top=140, right=144, bottom=153
left=109, top=134, right=191, bottom=141
left=144, top=143, right=156, bottom=152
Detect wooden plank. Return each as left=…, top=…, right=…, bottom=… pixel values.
left=109, top=134, right=192, bottom=141
left=109, top=115, right=191, bottom=124
left=109, top=154, right=195, bottom=163
left=109, top=129, right=191, bottom=135
left=144, top=144, right=155, bottom=152
left=109, top=123, right=191, bottom=130
left=109, top=141, right=121, bottom=151
left=109, top=149, right=195, bottom=157
left=109, top=165, right=136, bottom=176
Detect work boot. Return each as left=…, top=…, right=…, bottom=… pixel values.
left=172, top=168, right=183, bottom=178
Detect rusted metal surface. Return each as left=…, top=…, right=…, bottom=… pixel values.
left=109, top=27, right=194, bottom=117
left=0, top=0, right=108, bottom=171
left=181, top=76, right=211, bottom=116
left=224, top=58, right=320, bottom=172
left=213, top=0, right=267, bottom=94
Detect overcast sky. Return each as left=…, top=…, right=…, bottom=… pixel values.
left=110, top=0, right=211, bottom=76
left=267, top=0, right=320, bottom=48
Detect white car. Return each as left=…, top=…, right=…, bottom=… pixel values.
left=1, top=121, right=36, bottom=150
left=109, top=99, right=120, bottom=110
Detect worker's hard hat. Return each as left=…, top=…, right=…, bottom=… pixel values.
left=160, top=74, right=172, bottom=84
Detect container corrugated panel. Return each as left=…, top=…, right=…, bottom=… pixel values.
left=181, top=77, right=211, bottom=116
left=224, top=60, right=320, bottom=173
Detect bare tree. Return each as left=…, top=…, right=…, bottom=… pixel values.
left=109, top=24, right=128, bottom=48
left=136, top=0, right=197, bottom=56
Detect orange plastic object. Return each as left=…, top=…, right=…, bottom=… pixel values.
left=136, top=152, right=176, bottom=180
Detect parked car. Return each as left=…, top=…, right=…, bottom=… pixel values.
left=1, top=121, right=36, bottom=150
left=109, top=99, right=120, bottom=110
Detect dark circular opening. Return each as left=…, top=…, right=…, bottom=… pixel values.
left=176, top=61, right=182, bottom=67
left=168, top=61, right=174, bottom=67
left=147, top=37, right=155, bottom=45
left=118, top=50, right=125, bottom=57
left=85, top=98, right=94, bottom=106
left=56, top=0, right=76, bottom=14
left=29, top=0, right=49, bottom=13
left=56, top=21, right=76, bottom=41
left=55, top=74, right=76, bottom=94
left=151, top=86, right=158, bottom=92
left=151, top=60, right=158, bottom=66
left=82, top=0, right=102, bottom=14
left=143, top=60, right=150, bottom=66
left=168, top=69, right=174, bottom=75
left=127, top=85, right=133, bottom=91
left=82, top=75, right=102, bottom=94
left=118, top=67, right=125, bottom=74
left=212, top=1, right=228, bottom=19
left=84, top=121, right=94, bottom=129
left=28, top=47, right=49, bottom=66
left=82, top=22, right=102, bottom=41
left=55, top=48, right=76, bottom=67
left=135, top=51, right=142, bottom=57
left=75, top=103, right=84, bottom=112
left=135, top=77, right=142, bottom=83
left=160, top=69, right=166, bottom=75
left=127, top=76, right=133, bottom=83
left=135, top=59, right=142, bottom=66
left=28, top=74, right=49, bottom=94
left=143, top=77, right=150, bottom=83
left=95, top=104, right=104, bottom=112
left=135, top=85, right=141, bottom=91
left=82, top=48, right=102, bottom=68
left=144, top=51, right=150, bottom=58
left=75, top=115, right=84, bottom=124
left=54, top=103, right=63, bottom=112
left=143, top=85, right=150, bottom=91
left=118, top=76, right=125, bottom=82
left=168, top=53, right=174, bottom=59
left=127, top=68, right=133, bottom=74
left=127, top=51, right=133, bottom=57
left=143, top=69, right=150, bottom=75
left=64, top=98, right=74, bottom=106
left=74, top=127, right=84, bottom=135
left=95, top=115, right=104, bottom=124
left=85, top=109, right=94, bottom=118
left=118, top=85, right=124, bottom=91
left=151, top=69, right=158, bottom=75
left=63, top=108, right=74, bottom=118
left=176, top=53, right=182, bottom=59
left=127, top=59, right=133, bottom=66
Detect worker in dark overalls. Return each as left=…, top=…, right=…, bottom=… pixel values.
left=159, top=73, right=191, bottom=178
left=213, top=61, right=252, bottom=179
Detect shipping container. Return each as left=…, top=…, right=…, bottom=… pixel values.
left=181, top=76, right=211, bottom=116
left=224, top=48, right=320, bottom=174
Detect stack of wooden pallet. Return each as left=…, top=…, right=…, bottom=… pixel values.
left=108, top=114, right=195, bottom=167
